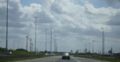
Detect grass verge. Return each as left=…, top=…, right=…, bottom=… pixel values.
left=0, top=55, right=47, bottom=62
left=74, top=55, right=120, bottom=62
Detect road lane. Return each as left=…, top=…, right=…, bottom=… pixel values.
left=74, top=57, right=109, bottom=62
left=58, top=57, right=77, bottom=62
left=15, top=56, right=109, bottom=62
left=15, top=56, right=60, bottom=62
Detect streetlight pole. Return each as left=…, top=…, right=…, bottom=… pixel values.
left=26, top=35, right=28, bottom=51
left=50, top=27, right=53, bottom=53
left=34, top=17, right=37, bottom=54
left=30, top=38, right=33, bottom=52
left=54, top=39, right=57, bottom=52
left=6, top=0, right=9, bottom=51
left=102, top=27, right=105, bottom=55
left=53, top=30, right=57, bottom=53
left=45, top=28, right=47, bottom=52
left=92, top=40, right=95, bottom=53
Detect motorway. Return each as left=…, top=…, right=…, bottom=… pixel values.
left=15, top=56, right=109, bottom=62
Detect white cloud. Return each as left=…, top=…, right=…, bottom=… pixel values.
left=22, top=3, right=42, bottom=16
left=53, top=0, right=120, bottom=32
left=0, top=0, right=120, bottom=52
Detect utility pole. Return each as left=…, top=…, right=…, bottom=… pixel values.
left=102, top=27, right=105, bottom=55
left=45, top=28, right=47, bottom=52
left=26, top=35, right=29, bottom=51
left=30, top=38, right=33, bottom=52
left=92, top=40, right=95, bottom=53
left=88, top=42, right=91, bottom=53
left=84, top=48, right=87, bottom=53
left=5, top=0, right=9, bottom=52
left=54, top=39, right=57, bottom=52
left=53, top=30, right=57, bottom=53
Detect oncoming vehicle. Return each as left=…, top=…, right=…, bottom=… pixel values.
left=62, top=53, right=70, bottom=60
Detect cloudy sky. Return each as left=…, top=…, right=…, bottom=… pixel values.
left=0, top=0, right=120, bottom=53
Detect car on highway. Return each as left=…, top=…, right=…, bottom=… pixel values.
left=62, top=53, right=70, bottom=60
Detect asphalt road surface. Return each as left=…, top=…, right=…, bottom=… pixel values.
left=15, top=56, right=109, bottom=62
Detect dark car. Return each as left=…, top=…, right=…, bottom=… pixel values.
left=62, top=53, right=70, bottom=60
